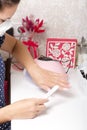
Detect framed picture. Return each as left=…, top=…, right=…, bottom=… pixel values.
left=46, top=38, right=77, bottom=70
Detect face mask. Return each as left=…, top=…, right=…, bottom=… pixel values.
left=0, top=19, right=12, bottom=46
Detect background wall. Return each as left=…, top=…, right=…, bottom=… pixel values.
left=11, top=0, right=87, bottom=56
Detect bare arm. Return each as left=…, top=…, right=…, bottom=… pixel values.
left=1, top=33, right=35, bottom=70
left=0, top=33, right=69, bottom=123
left=1, top=33, right=69, bottom=90
left=0, top=107, right=9, bottom=123
left=0, top=98, right=47, bottom=123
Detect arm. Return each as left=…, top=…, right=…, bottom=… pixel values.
left=1, top=33, right=69, bottom=90
left=0, top=98, right=47, bottom=123
left=1, top=33, right=35, bottom=70
left=0, top=107, right=9, bottom=123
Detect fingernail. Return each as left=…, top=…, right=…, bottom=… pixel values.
left=47, top=88, right=51, bottom=91
left=67, top=84, right=71, bottom=88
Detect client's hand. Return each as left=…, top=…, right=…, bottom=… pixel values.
left=29, top=63, right=70, bottom=91
left=5, top=98, right=48, bottom=120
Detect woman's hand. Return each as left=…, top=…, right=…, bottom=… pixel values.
left=29, top=63, right=70, bottom=91
left=3, top=98, right=48, bottom=121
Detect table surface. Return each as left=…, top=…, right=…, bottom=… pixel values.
left=11, top=67, right=87, bottom=130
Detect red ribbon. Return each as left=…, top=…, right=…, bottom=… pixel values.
left=23, top=40, right=38, bottom=58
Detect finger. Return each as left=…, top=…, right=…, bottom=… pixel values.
left=44, top=79, right=69, bottom=89
left=50, top=73, right=68, bottom=82
left=36, top=109, right=45, bottom=116
left=49, top=71, right=68, bottom=79
left=40, top=80, right=69, bottom=91
left=30, top=112, right=39, bottom=119
left=55, top=81, right=70, bottom=88
left=36, top=105, right=46, bottom=111
left=48, top=76, right=70, bottom=87
left=50, top=74, right=69, bottom=83
left=44, top=72, right=69, bottom=83
left=36, top=98, right=48, bottom=105
left=40, top=84, right=51, bottom=91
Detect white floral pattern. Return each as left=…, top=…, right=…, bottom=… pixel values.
left=46, top=38, right=77, bottom=69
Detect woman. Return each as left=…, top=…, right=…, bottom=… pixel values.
left=0, top=0, right=69, bottom=129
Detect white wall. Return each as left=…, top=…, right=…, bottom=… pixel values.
left=11, top=0, right=87, bottom=55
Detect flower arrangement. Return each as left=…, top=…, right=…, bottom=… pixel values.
left=18, top=15, right=45, bottom=58
left=18, top=15, right=45, bottom=40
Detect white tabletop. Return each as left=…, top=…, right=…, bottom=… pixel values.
left=11, top=68, right=87, bottom=130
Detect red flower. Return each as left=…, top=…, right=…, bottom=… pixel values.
left=18, top=26, right=25, bottom=33
left=18, top=16, right=45, bottom=34
left=34, top=19, right=45, bottom=33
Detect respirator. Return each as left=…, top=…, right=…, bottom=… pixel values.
left=0, top=19, right=12, bottom=46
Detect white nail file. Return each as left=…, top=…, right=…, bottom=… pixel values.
left=45, top=85, right=59, bottom=98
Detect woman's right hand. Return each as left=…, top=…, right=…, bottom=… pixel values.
left=4, top=98, right=48, bottom=121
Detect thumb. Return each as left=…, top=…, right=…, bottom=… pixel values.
left=40, top=85, right=50, bottom=92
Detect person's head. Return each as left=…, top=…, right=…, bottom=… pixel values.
left=0, top=0, right=20, bottom=23
left=0, top=0, right=20, bottom=46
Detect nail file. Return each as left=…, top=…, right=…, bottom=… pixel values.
left=45, top=85, right=59, bottom=98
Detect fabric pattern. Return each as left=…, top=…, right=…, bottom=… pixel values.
left=0, top=56, right=11, bottom=130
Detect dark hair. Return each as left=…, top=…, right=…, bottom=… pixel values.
left=0, top=0, right=20, bottom=10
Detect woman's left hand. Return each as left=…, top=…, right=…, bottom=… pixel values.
left=28, top=63, right=70, bottom=91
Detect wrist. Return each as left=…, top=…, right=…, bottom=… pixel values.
left=26, top=61, right=38, bottom=76
left=0, top=106, right=11, bottom=123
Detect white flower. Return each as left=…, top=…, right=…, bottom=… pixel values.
left=62, top=43, right=71, bottom=51
left=52, top=49, right=60, bottom=57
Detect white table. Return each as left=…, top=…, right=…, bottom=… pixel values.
left=11, top=68, right=87, bottom=130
